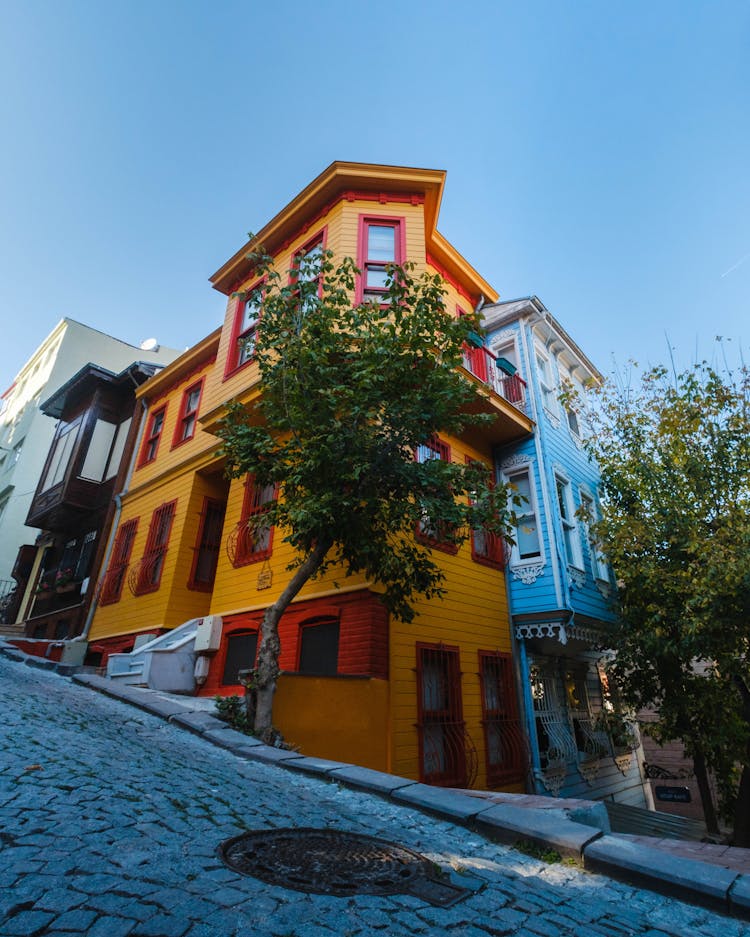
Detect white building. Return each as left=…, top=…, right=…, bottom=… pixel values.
left=0, top=320, right=180, bottom=590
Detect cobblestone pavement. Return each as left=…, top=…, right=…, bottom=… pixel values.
left=0, top=656, right=747, bottom=937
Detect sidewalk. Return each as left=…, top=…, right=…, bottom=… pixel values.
left=461, top=789, right=750, bottom=876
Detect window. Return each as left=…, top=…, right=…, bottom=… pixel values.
left=39, top=418, right=82, bottom=491
left=555, top=474, right=583, bottom=569
left=507, top=468, right=541, bottom=562
left=79, top=419, right=117, bottom=482
left=581, top=492, right=609, bottom=582
left=415, top=437, right=457, bottom=552
left=560, top=364, right=584, bottom=438
left=535, top=348, right=557, bottom=415
left=236, top=284, right=263, bottom=369
left=231, top=475, right=276, bottom=566
left=173, top=380, right=203, bottom=446
left=222, top=630, right=258, bottom=685
left=358, top=217, right=403, bottom=304
left=292, top=235, right=324, bottom=311
left=416, top=644, right=467, bottom=787
left=139, top=406, right=167, bottom=466
left=100, top=519, right=138, bottom=605
left=189, top=497, right=226, bottom=590
left=468, top=461, right=506, bottom=570
left=479, top=652, right=525, bottom=786
left=133, top=501, right=176, bottom=594
left=298, top=616, right=340, bottom=675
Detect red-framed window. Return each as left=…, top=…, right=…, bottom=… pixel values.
left=131, top=501, right=176, bottom=595
left=172, top=379, right=203, bottom=448
left=415, top=436, right=457, bottom=554
left=479, top=651, right=525, bottom=786
left=290, top=231, right=325, bottom=314
left=99, top=518, right=138, bottom=605
left=297, top=615, right=340, bottom=675
left=221, top=628, right=259, bottom=686
left=188, top=497, right=226, bottom=591
left=416, top=643, right=467, bottom=787
left=230, top=475, right=277, bottom=566
left=225, top=280, right=264, bottom=378
left=138, top=406, right=167, bottom=467
left=356, top=215, right=405, bottom=304
left=467, top=458, right=506, bottom=570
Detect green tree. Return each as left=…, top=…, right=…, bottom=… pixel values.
left=585, top=362, right=750, bottom=842
left=216, top=247, right=514, bottom=738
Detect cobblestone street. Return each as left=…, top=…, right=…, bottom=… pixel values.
left=0, top=655, right=746, bottom=937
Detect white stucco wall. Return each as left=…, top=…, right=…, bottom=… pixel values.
left=0, top=319, right=181, bottom=584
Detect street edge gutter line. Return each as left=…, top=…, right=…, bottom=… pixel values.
left=2, top=640, right=749, bottom=923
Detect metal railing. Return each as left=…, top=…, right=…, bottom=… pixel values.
left=462, top=345, right=527, bottom=408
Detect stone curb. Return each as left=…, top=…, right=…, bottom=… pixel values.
left=1, top=640, right=746, bottom=921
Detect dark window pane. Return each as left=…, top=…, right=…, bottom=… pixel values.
left=222, top=632, right=258, bottom=685
left=299, top=620, right=339, bottom=675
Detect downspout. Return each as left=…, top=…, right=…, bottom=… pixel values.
left=77, top=396, right=149, bottom=642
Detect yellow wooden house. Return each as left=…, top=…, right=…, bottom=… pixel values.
left=88, top=162, right=534, bottom=790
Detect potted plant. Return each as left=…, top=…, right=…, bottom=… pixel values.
left=54, top=568, right=78, bottom=594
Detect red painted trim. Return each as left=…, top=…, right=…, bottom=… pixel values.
left=201, top=589, right=389, bottom=697
left=464, top=456, right=506, bottom=570
left=137, top=404, right=168, bottom=468
left=478, top=650, right=524, bottom=786
left=145, top=356, right=217, bottom=410
left=187, top=496, right=225, bottom=591
left=223, top=278, right=266, bottom=381
left=414, top=436, right=458, bottom=554
left=171, top=378, right=204, bottom=449
left=132, top=500, right=177, bottom=595
left=231, top=476, right=277, bottom=566
left=100, top=517, right=139, bottom=605
left=294, top=612, right=341, bottom=672
left=355, top=214, right=406, bottom=305
left=415, top=642, right=467, bottom=787
left=426, top=251, right=474, bottom=304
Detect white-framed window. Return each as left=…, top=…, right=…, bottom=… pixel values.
left=559, top=362, right=586, bottom=439
left=555, top=472, right=583, bottom=569
left=535, top=347, right=557, bottom=415
left=580, top=491, right=610, bottom=582
left=492, top=336, right=520, bottom=376
left=506, top=467, right=542, bottom=563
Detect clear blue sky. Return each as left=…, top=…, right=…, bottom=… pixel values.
left=1, top=0, right=747, bottom=386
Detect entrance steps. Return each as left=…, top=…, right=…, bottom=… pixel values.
left=107, top=618, right=202, bottom=690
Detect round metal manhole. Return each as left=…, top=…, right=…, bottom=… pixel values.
left=217, top=827, right=470, bottom=906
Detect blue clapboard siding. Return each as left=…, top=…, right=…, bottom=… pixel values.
left=485, top=300, right=648, bottom=808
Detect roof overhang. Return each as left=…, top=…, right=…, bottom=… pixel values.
left=210, top=161, right=498, bottom=304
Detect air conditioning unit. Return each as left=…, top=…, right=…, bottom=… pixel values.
left=194, top=615, right=223, bottom=653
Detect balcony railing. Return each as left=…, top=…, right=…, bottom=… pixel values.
left=462, top=345, right=527, bottom=408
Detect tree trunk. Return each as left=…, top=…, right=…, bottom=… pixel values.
left=253, top=538, right=332, bottom=735
left=693, top=749, right=720, bottom=837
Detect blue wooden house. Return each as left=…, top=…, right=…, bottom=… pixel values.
left=481, top=296, right=649, bottom=806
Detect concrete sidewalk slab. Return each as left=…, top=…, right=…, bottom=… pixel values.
left=327, top=765, right=416, bottom=796
left=475, top=802, right=603, bottom=858
left=583, top=834, right=740, bottom=912
left=392, top=783, right=487, bottom=821
left=284, top=755, right=353, bottom=777
left=170, top=710, right=228, bottom=735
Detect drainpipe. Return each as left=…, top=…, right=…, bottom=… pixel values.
left=77, top=397, right=149, bottom=642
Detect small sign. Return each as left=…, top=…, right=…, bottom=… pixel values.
left=655, top=785, right=692, bottom=803
left=256, top=567, right=273, bottom=590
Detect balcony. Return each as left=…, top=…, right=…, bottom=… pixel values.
left=462, top=344, right=527, bottom=408
left=459, top=343, right=532, bottom=446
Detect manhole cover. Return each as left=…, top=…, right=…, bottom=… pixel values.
left=217, top=827, right=470, bottom=906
